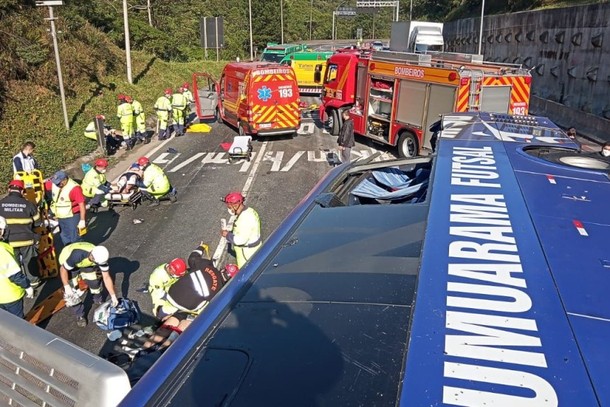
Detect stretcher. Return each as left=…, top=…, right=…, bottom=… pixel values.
left=105, top=189, right=143, bottom=210
left=221, top=135, right=252, bottom=163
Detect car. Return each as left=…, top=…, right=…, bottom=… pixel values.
left=371, top=41, right=384, bottom=51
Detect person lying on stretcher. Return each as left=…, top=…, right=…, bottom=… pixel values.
left=110, top=164, right=142, bottom=194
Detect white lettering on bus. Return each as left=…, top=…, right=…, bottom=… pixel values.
left=451, top=147, right=500, bottom=188
left=394, top=66, right=425, bottom=78
left=439, top=114, right=475, bottom=139
left=442, top=144, right=558, bottom=405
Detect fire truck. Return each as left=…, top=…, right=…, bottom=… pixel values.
left=320, top=50, right=532, bottom=157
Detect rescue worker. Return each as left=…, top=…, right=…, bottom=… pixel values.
left=59, top=242, right=118, bottom=327
left=154, top=89, right=173, bottom=140
left=135, top=156, right=177, bottom=206
left=181, top=83, right=194, bottom=127
left=12, top=141, right=39, bottom=176
left=221, top=192, right=262, bottom=268
left=129, top=96, right=149, bottom=144
left=0, top=216, right=34, bottom=318
left=47, top=171, right=87, bottom=246
left=84, top=116, right=123, bottom=155
left=171, top=87, right=187, bottom=137
left=81, top=158, right=111, bottom=211
left=148, top=257, right=187, bottom=319
left=0, top=180, right=42, bottom=287
left=117, top=94, right=135, bottom=149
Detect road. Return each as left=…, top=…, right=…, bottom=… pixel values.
left=24, top=99, right=395, bottom=357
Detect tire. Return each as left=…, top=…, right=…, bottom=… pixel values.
left=397, top=132, right=418, bottom=158
left=327, top=109, right=340, bottom=136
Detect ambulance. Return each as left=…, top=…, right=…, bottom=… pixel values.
left=279, top=51, right=333, bottom=94
left=193, top=62, right=301, bottom=137
left=320, top=50, right=532, bottom=157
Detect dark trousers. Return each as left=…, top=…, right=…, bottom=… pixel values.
left=0, top=298, right=24, bottom=319
left=340, top=147, right=352, bottom=163
left=14, top=245, right=40, bottom=284
left=58, top=213, right=81, bottom=246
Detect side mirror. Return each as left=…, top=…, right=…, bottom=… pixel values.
left=314, top=71, right=321, bottom=83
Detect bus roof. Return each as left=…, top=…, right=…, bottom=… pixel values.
left=280, top=51, right=334, bottom=62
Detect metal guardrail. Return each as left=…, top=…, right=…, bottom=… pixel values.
left=0, top=311, right=130, bottom=406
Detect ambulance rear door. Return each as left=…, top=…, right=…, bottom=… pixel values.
left=250, top=69, right=300, bottom=132
left=192, top=72, right=219, bottom=120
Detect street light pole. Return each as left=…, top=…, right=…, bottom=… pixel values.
left=46, top=5, right=70, bottom=130
left=478, top=0, right=485, bottom=54
left=332, top=11, right=335, bottom=41
left=122, top=0, right=132, bottom=84
left=280, top=0, right=284, bottom=44
left=309, top=0, right=313, bottom=40
left=147, top=0, right=152, bottom=27
left=249, top=0, right=253, bottom=60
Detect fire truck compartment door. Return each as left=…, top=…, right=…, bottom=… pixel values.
left=423, top=85, right=456, bottom=150
left=480, top=85, right=511, bottom=113
left=396, top=81, right=426, bottom=126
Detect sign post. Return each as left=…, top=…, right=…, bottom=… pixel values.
left=35, top=1, right=69, bottom=130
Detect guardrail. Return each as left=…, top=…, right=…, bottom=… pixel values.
left=0, top=311, right=130, bottom=406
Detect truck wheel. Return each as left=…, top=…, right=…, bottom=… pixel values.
left=397, top=132, right=418, bottom=158
left=327, top=109, right=340, bottom=136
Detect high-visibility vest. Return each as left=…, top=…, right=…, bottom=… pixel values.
left=51, top=178, right=79, bottom=219
left=182, top=89, right=194, bottom=104
left=0, top=242, right=25, bottom=304
left=117, top=102, right=134, bottom=122
left=148, top=263, right=178, bottom=313
left=84, top=121, right=97, bottom=140
left=58, top=242, right=96, bottom=269
left=132, top=99, right=146, bottom=123
left=232, top=207, right=261, bottom=248
left=154, top=96, right=172, bottom=117
left=171, top=93, right=187, bottom=110
left=142, top=163, right=170, bottom=195
left=81, top=168, right=106, bottom=198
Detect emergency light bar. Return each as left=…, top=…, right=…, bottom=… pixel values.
left=372, top=50, right=431, bottom=64
left=430, top=52, right=484, bottom=64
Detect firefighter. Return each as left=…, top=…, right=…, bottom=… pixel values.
left=148, top=257, right=187, bottom=319
left=135, top=156, right=177, bottom=207
left=182, top=83, right=194, bottom=127
left=154, top=89, right=173, bottom=140
left=0, top=180, right=42, bottom=288
left=0, top=216, right=34, bottom=318
left=84, top=116, right=123, bottom=155
left=59, top=242, right=118, bottom=327
left=221, top=192, right=262, bottom=268
left=117, top=94, right=135, bottom=149
left=47, top=171, right=87, bottom=246
left=128, top=96, right=148, bottom=144
left=12, top=141, right=39, bottom=176
left=171, top=88, right=187, bottom=137
left=81, top=158, right=111, bottom=211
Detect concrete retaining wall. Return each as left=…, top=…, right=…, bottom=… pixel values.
left=444, top=3, right=610, bottom=141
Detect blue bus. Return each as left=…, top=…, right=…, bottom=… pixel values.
left=121, top=112, right=609, bottom=406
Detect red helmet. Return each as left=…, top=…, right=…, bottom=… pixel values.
left=125, top=95, right=133, bottom=103
left=164, top=88, right=172, bottom=95
left=137, top=156, right=150, bottom=166
left=182, top=82, right=189, bottom=89
left=118, top=93, right=126, bottom=101
left=8, top=179, right=25, bottom=190
left=223, top=192, right=244, bottom=204
left=95, top=158, right=109, bottom=168
left=225, top=264, right=239, bottom=278
left=168, top=258, right=187, bottom=277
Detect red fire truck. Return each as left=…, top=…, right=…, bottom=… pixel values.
left=320, top=50, right=532, bottom=157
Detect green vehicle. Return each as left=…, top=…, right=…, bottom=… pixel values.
left=280, top=51, right=334, bottom=94
left=260, top=43, right=307, bottom=63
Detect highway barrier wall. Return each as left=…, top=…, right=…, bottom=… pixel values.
left=444, top=3, right=610, bottom=142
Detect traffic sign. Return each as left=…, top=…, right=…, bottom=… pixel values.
left=35, top=1, right=63, bottom=6
left=335, top=7, right=357, bottom=16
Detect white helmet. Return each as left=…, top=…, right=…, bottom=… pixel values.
left=0, top=216, right=6, bottom=231
left=91, top=245, right=109, bottom=264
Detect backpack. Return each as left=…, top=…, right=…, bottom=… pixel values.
left=94, top=298, right=141, bottom=331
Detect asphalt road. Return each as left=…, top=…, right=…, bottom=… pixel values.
left=24, top=98, right=395, bottom=356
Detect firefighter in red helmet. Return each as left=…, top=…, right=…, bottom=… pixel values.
left=221, top=192, right=262, bottom=268
left=148, top=258, right=187, bottom=319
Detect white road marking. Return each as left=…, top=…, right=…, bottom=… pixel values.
left=169, top=152, right=206, bottom=173
left=281, top=151, right=305, bottom=172
left=212, top=141, right=269, bottom=265
left=263, top=151, right=284, bottom=172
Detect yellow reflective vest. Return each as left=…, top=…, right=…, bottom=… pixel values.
left=117, top=102, right=134, bottom=123
left=171, top=93, right=187, bottom=110
left=81, top=168, right=106, bottom=198
left=142, top=163, right=170, bottom=196
left=84, top=121, right=97, bottom=140
left=154, top=96, right=172, bottom=119
left=182, top=89, right=194, bottom=104
left=59, top=242, right=96, bottom=269
left=231, top=207, right=262, bottom=268
left=0, top=242, right=25, bottom=304
left=148, top=263, right=178, bottom=313
left=132, top=99, right=146, bottom=129
left=51, top=179, right=79, bottom=219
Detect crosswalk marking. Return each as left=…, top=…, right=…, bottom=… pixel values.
left=168, top=152, right=206, bottom=173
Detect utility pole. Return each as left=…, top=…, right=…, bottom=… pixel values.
left=249, top=0, right=254, bottom=60
left=122, top=0, right=133, bottom=84
left=309, top=0, right=313, bottom=40
left=36, top=1, right=69, bottom=130
left=478, top=0, right=485, bottom=54
left=147, top=0, right=152, bottom=27
left=280, top=0, right=284, bottom=44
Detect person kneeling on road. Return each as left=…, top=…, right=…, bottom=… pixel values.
left=148, top=258, right=187, bottom=320
left=82, top=159, right=111, bottom=211
left=59, top=242, right=118, bottom=327
left=0, top=216, right=34, bottom=319
left=135, top=156, right=177, bottom=207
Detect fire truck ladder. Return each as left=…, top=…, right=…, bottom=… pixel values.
left=467, top=70, right=484, bottom=111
